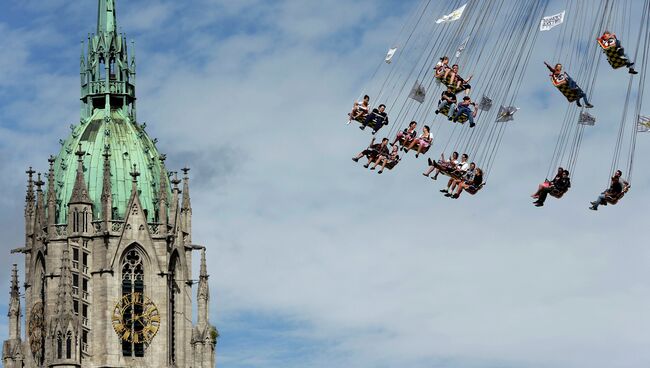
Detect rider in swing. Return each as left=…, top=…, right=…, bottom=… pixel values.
left=544, top=62, right=594, bottom=108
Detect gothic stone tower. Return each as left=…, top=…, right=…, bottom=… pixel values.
left=2, top=1, right=218, bottom=367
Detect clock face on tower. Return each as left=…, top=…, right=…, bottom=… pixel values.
left=112, top=292, right=160, bottom=344
left=28, top=302, right=45, bottom=362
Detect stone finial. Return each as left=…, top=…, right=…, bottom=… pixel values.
left=69, top=144, right=92, bottom=205
left=7, top=264, right=21, bottom=340
left=101, top=146, right=113, bottom=223
left=181, top=167, right=191, bottom=211
left=35, top=173, right=46, bottom=232
left=52, top=244, right=77, bottom=336
left=158, top=155, right=168, bottom=226
left=25, top=167, right=36, bottom=203
left=47, top=156, right=57, bottom=227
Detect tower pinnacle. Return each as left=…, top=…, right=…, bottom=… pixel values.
left=97, top=0, right=118, bottom=35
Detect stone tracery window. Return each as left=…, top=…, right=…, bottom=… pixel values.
left=121, top=248, right=145, bottom=357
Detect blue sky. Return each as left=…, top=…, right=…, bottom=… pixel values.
left=1, top=1, right=650, bottom=367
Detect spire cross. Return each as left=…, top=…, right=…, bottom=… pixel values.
left=26, top=167, right=36, bottom=178
left=130, top=164, right=140, bottom=183
left=35, top=173, right=45, bottom=190
left=102, top=146, right=111, bottom=161
left=48, top=155, right=56, bottom=167
left=171, top=172, right=181, bottom=188
left=75, top=144, right=86, bottom=162
left=182, top=167, right=190, bottom=178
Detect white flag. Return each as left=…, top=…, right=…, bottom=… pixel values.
left=638, top=115, right=650, bottom=132
left=455, top=37, right=469, bottom=58
left=436, top=4, right=467, bottom=24
left=540, top=10, right=565, bottom=31
left=496, top=105, right=519, bottom=122
left=385, top=47, right=397, bottom=64
left=578, top=112, right=596, bottom=126
left=408, top=81, right=426, bottom=103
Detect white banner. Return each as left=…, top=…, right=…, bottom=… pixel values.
left=436, top=4, right=467, bottom=24
left=385, top=47, right=397, bottom=64
left=540, top=10, right=565, bottom=31
left=455, top=37, right=469, bottom=58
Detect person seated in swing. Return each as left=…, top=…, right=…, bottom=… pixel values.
left=532, top=167, right=563, bottom=199
left=370, top=144, right=400, bottom=174
left=348, top=95, right=370, bottom=124
left=360, top=104, right=389, bottom=134
left=544, top=62, right=594, bottom=108
left=597, top=31, right=638, bottom=74
left=352, top=137, right=389, bottom=167
left=533, top=169, right=571, bottom=207
left=392, top=121, right=418, bottom=147
left=441, top=157, right=472, bottom=195
left=435, top=56, right=450, bottom=78
left=423, top=151, right=459, bottom=180
left=442, top=63, right=459, bottom=83
left=435, top=87, right=457, bottom=115
left=448, top=167, right=483, bottom=198
left=589, top=170, right=630, bottom=210
left=455, top=74, right=472, bottom=94
left=451, top=96, right=478, bottom=127
left=404, top=125, right=432, bottom=158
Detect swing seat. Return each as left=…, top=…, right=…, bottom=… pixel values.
left=384, top=159, right=400, bottom=170
left=604, top=191, right=626, bottom=205
left=350, top=114, right=366, bottom=124
left=465, top=183, right=485, bottom=195
left=432, top=161, right=463, bottom=179
left=601, top=42, right=629, bottom=69
left=437, top=104, right=451, bottom=116
left=549, top=188, right=568, bottom=199
left=356, top=116, right=386, bottom=131
left=402, top=140, right=431, bottom=155
left=454, top=111, right=470, bottom=124
left=435, top=74, right=466, bottom=94
left=554, top=80, right=584, bottom=103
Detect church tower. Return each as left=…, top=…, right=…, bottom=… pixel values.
left=2, top=1, right=218, bottom=366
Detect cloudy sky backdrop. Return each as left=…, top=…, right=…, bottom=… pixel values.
left=1, top=0, right=649, bottom=367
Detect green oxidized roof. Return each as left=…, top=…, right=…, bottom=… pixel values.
left=53, top=109, right=170, bottom=222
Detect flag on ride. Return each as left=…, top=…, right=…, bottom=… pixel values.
left=496, top=105, right=518, bottom=122
left=385, top=47, right=397, bottom=64
left=408, top=81, right=426, bottom=103
left=455, top=37, right=469, bottom=58
left=540, top=10, right=565, bottom=31
left=436, top=4, right=467, bottom=24
left=478, top=95, right=493, bottom=111
left=578, top=111, right=596, bottom=126
left=637, top=115, right=650, bottom=132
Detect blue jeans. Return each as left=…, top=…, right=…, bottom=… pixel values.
left=438, top=100, right=455, bottom=115
left=454, top=106, right=474, bottom=125
left=592, top=193, right=606, bottom=208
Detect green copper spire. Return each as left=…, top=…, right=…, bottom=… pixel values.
left=97, top=0, right=118, bottom=35
left=51, top=0, right=169, bottom=224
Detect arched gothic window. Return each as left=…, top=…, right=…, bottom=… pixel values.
left=66, top=332, right=72, bottom=359
left=57, top=333, right=63, bottom=359
left=121, top=248, right=145, bottom=357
